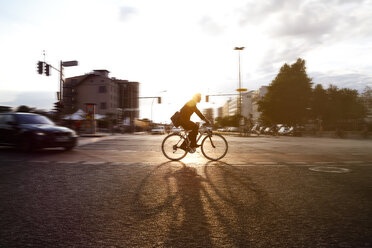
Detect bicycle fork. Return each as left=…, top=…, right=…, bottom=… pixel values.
left=208, top=135, right=216, bottom=148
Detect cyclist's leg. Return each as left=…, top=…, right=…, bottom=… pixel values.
left=181, top=121, right=198, bottom=147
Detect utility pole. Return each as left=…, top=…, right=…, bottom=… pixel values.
left=35, top=52, right=78, bottom=116
left=60, top=61, right=63, bottom=101
left=60, top=60, right=78, bottom=102
left=234, top=47, right=246, bottom=117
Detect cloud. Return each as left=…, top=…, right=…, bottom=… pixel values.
left=239, top=0, right=372, bottom=42
left=198, top=16, right=225, bottom=35
left=233, top=0, right=372, bottom=90
left=119, top=6, right=137, bottom=21
left=238, top=0, right=302, bottom=26
left=310, top=72, right=372, bottom=92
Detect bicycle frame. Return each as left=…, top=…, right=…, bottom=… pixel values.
left=162, top=122, right=227, bottom=161
left=178, top=123, right=214, bottom=148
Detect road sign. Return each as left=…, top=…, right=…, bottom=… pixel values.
left=236, top=88, right=247, bottom=92
left=62, top=61, right=78, bottom=67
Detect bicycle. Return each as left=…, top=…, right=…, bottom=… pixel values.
left=161, top=122, right=228, bottom=161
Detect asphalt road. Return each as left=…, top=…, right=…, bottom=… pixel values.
left=0, top=134, right=371, bottom=247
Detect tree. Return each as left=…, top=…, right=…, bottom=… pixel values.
left=214, top=114, right=240, bottom=128
left=258, top=58, right=313, bottom=125
left=324, top=85, right=365, bottom=124
left=16, top=105, right=35, bottom=112
left=310, top=84, right=328, bottom=120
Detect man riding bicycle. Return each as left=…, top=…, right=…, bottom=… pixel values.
left=179, top=93, right=210, bottom=152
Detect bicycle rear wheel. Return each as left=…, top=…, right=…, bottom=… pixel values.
left=201, top=133, right=228, bottom=161
left=161, top=133, right=188, bottom=161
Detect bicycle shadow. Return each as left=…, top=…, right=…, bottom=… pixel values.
left=202, top=161, right=278, bottom=246
left=131, top=160, right=277, bottom=247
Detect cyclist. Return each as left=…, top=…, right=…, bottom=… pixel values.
left=179, top=93, right=210, bottom=152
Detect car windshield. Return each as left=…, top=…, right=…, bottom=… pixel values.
left=17, top=114, right=54, bottom=125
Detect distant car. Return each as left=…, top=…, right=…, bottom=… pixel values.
left=171, top=127, right=181, bottom=133
left=227, top=127, right=239, bottom=132
left=151, top=126, right=166, bottom=134
left=0, top=112, right=78, bottom=151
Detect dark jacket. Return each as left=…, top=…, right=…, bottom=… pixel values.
left=179, top=100, right=206, bottom=122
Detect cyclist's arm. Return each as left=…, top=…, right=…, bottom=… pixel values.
left=195, top=107, right=210, bottom=124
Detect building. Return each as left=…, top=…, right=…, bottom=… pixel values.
left=221, top=98, right=238, bottom=118
left=116, top=79, right=139, bottom=126
left=0, top=106, right=12, bottom=113
left=240, top=86, right=268, bottom=122
left=203, top=108, right=214, bottom=123
left=222, top=99, right=230, bottom=117
left=63, top=70, right=139, bottom=125
left=241, top=90, right=255, bottom=120
left=219, top=85, right=268, bottom=122
left=217, top=107, right=223, bottom=119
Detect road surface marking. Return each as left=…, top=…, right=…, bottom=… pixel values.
left=56, top=161, right=79, bottom=164
left=314, top=162, right=335, bottom=165
left=81, top=161, right=107, bottom=165
left=309, top=166, right=351, bottom=173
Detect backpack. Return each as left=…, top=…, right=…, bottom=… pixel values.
left=170, top=111, right=181, bottom=127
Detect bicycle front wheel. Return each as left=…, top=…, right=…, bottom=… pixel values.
left=201, top=133, right=228, bottom=161
left=161, top=133, right=188, bottom=161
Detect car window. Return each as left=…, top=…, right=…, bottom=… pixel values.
left=0, top=114, right=14, bottom=124
left=16, top=114, right=54, bottom=125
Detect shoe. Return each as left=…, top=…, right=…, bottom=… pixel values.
left=190, top=144, right=200, bottom=148
left=179, top=143, right=188, bottom=151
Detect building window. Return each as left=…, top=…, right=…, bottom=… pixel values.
left=100, top=102, right=107, bottom=109
left=99, top=86, right=106, bottom=93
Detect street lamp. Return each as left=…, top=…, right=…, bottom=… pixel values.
left=234, top=47, right=245, bottom=118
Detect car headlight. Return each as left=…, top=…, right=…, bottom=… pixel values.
left=70, top=130, right=77, bottom=136
left=36, top=132, right=46, bottom=136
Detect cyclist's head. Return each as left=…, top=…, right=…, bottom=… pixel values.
left=193, top=93, right=201, bottom=103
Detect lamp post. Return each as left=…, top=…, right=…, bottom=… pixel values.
left=234, top=47, right=245, bottom=118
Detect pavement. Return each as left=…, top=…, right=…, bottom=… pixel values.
left=1, top=133, right=371, bottom=247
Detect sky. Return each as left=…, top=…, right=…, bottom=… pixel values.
left=1, top=0, right=372, bottom=123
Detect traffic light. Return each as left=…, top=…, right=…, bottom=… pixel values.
left=158, top=97, right=162, bottom=104
left=45, top=64, right=50, bottom=76
left=206, top=95, right=209, bottom=102
left=54, top=101, right=64, bottom=113
left=37, top=61, right=43, bottom=74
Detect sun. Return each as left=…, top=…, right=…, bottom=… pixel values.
left=147, top=87, right=212, bottom=124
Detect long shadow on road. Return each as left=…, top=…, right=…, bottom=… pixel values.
left=131, top=161, right=278, bottom=247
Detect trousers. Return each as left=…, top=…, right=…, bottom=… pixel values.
left=181, top=120, right=198, bottom=147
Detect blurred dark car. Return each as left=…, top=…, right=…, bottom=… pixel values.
left=0, top=112, right=78, bottom=151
